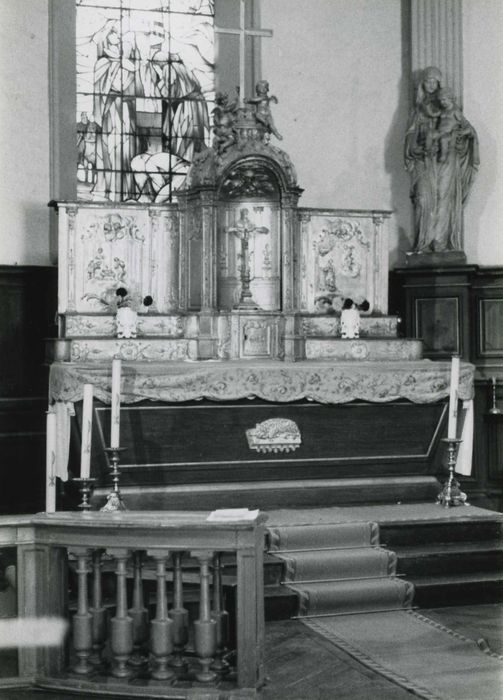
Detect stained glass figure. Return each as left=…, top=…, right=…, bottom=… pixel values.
left=76, top=0, right=215, bottom=203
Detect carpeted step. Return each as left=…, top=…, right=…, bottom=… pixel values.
left=289, top=577, right=415, bottom=617
left=264, top=505, right=503, bottom=620
left=268, top=521, right=379, bottom=551
left=276, top=547, right=397, bottom=583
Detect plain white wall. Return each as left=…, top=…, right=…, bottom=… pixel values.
left=463, top=0, right=503, bottom=265
left=0, top=0, right=51, bottom=265
left=261, top=0, right=410, bottom=268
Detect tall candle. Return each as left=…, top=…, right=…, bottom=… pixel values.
left=447, top=355, right=460, bottom=439
left=46, top=410, right=57, bottom=513
left=110, top=358, right=122, bottom=448
left=80, top=384, right=93, bottom=479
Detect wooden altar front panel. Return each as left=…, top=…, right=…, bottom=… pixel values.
left=82, top=398, right=447, bottom=488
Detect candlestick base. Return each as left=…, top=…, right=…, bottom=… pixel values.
left=100, top=447, right=127, bottom=512
left=489, top=378, right=502, bottom=414
left=101, top=491, right=127, bottom=512
left=73, top=477, right=97, bottom=511
left=437, top=438, right=469, bottom=508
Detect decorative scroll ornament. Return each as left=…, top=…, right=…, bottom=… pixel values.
left=246, top=418, right=301, bottom=454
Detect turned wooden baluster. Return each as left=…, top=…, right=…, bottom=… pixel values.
left=107, top=548, right=133, bottom=678
left=211, top=551, right=230, bottom=673
left=169, top=551, right=189, bottom=669
left=71, top=547, right=93, bottom=675
left=128, top=550, right=149, bottom=667
left=148, top=550, right=174, bottom=681
left=192, top=550, right=217, bottom=683
left=89, top=549, right=107, bottom=668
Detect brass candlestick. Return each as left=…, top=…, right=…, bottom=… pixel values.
left=489, top=377, right=502, bottom=415
left=100, top=447, right=127, bottom=512
left=73, top=477, right=97, bottom=511
left=437, top=438, right=469, bottom=508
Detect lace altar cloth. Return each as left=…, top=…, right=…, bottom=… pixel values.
left=49, top=359, right=474, bottom=406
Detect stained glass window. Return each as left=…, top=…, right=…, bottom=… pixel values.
left=76, top=0, right=215, bottom=203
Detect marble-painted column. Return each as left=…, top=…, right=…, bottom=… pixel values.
left=200, top=190, right=217, bottom=313
left=411, top=0, right=463, bottom=104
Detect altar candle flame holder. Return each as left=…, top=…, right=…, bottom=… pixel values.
left=100, top=447, right=127, bottom=512
left=437, top=438, right=469, bottom=508
left=489, top=377, right=502, bottom=415
left=73, top=477, right=97, bottom=511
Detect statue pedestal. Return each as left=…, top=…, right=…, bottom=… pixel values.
left=405, top=251, right=467, bottom=268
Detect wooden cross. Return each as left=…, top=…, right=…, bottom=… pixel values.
left=215, top=0, right=273, bottom=104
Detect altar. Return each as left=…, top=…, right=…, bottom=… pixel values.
left=47, top=77, right=475, bottom=510
left=49, top=358, right=474, bottom=509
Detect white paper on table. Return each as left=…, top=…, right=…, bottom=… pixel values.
left=207, top=509, right=260, bottom=522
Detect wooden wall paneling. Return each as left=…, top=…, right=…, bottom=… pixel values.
left=0, top=266, right=57, bottom=515
left=0, top=266, right=57, bottom=397
left=390, top=264, right=503, bottom=510
left=472, top=267, right=503, bottom=371
left=391, top=266, right=477, bottom=361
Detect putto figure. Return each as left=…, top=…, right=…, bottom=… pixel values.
left=246, top=80, right=283, bottom=141
left=212, top=92, right=238, bottom=155
left=404, top=67, right=479, bottom=253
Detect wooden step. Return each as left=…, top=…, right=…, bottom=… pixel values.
left=394, top=540, right=503, bottom=577
left=380, top=518, right=503, bottom=547
left=99, top=476, right=441, bottom=511
left=411, top=571, right=503, bottom=607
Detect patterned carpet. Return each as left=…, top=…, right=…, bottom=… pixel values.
left=266, top=503, right=503, bottom=699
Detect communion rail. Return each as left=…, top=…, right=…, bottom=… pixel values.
left=0, top=510, right=266, bottom=699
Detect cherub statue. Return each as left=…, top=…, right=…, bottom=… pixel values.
left=212, top=91, right=238, bottom=155
left=246, top=80, right=283, bottom=141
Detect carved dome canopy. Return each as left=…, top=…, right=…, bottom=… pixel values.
left=185, top=140, right=299, bottom=195
left=219, top=160, right=280, bottom=200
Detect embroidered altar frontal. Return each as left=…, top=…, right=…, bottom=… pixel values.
left=51, top=360, right=474, bottom=489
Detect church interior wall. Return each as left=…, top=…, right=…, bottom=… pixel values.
left=0, top=0, right=51, bottom=266
left=0, top=0, right=502, bottom=268
left=462, top=0, right=503, bottom=265
left=261, top=0, right=503, bottom=268
left=261, top=0, right=411, bottom=269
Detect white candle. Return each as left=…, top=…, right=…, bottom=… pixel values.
left=447, top=355, right=460, bottom=439
left=110, top=358, right=122, bottom=448
left=46, top=410, right=57, bottom=513
left=80, top=384, right=93, bottom=479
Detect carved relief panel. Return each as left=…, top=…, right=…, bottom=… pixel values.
left=217, top=202, right=280, bottom=311
left=298, top=209, right=391, bottom=314
left=57, top=203, right=180, bottom=315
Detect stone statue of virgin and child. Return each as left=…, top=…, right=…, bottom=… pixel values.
left=404, top=66, right=479, bottom=256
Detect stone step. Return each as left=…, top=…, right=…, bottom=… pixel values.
left=300, top=315, right=399, bottom=338
left=304, top=337, right=423, bottom=361
left=49, top=336, right=191, bottom=362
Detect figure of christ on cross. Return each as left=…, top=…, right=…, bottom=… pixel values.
left=227, top=208, right=269, bottom=309
left=214, top=0, right=273, bottom=107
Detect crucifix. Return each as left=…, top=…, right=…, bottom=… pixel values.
left=227, top=208, right=269, bottom=309
left=215, top=0, right=273, bottom=105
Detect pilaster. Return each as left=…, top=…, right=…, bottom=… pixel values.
left=411, top=0, right=463, bottom=104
